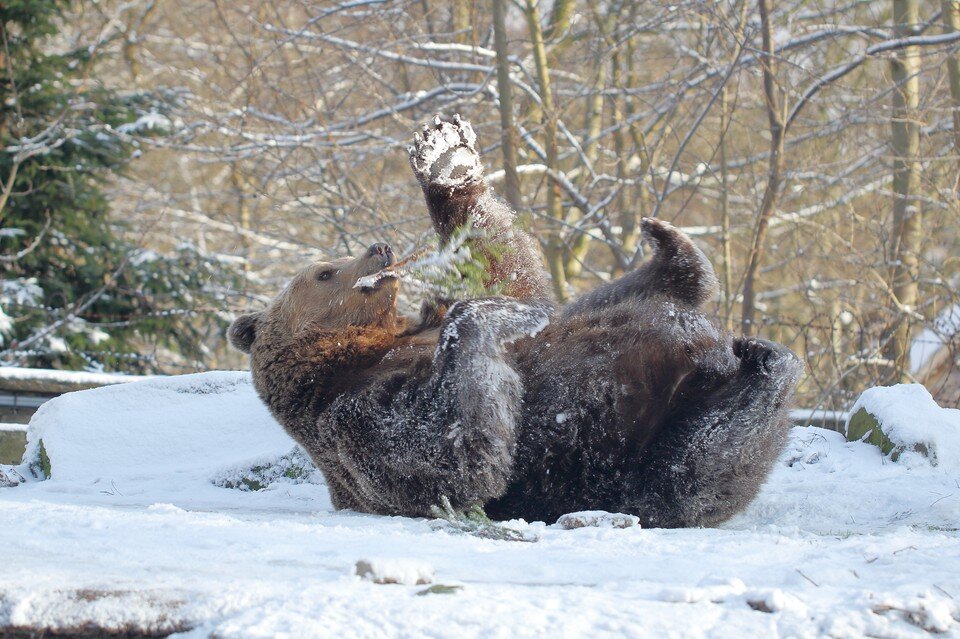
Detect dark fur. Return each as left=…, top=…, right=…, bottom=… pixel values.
left=562, top=218, right=719, bottom=317
left=230, top=117, right=802, bottom=527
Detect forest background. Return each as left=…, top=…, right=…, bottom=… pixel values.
left=2, top=0, right=959, bottom=416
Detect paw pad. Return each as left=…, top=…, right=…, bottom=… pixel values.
left=409, top=114, right=483, bottom=187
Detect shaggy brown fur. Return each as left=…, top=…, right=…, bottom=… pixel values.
left=230, top=117, right=802, bottom=527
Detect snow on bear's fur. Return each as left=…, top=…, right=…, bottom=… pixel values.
left=229, top=117, right=802, bottom=526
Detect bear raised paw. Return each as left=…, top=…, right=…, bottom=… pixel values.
left=409, top=114, right=483, bottom=188
left=230, top=116, right=802, bottom=527
left=408, top=115, right=553, bottom=301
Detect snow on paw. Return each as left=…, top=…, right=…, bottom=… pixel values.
left=408, top=114, right=483, bottom=188
left=733, top=337, right=801, bottom=379
left=440, top=298, right=551, bottom=350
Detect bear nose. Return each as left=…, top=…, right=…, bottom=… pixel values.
left=368, top=243, right=395, bottom=266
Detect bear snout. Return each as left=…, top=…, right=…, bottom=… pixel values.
left=368, top=243, right=396, bottom=267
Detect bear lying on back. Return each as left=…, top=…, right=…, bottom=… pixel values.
left=229, top=117, right=802, bottom=527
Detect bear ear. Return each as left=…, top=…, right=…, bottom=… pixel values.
left=228, top=313, right=262, bottom=354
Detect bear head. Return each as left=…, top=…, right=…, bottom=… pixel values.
left=228, top=242, right=399, bottom=353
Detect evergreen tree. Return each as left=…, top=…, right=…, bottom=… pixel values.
left=0, top=0, right=241, bottom=372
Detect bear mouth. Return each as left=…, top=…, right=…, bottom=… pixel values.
left=355, top=266, right=400, bottom=293
left=354, top=247, right=399, bottom=293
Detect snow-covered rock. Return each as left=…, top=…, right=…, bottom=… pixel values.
left=354, top=559, right=435, bottom=585
left=845, top=384, right=960, bottom=469
left=555, top=511, right=640, bottom=529
left=10, top=371, right=321, bottom=509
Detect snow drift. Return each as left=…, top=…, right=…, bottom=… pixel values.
left=1, top=372, right=959, bottom=638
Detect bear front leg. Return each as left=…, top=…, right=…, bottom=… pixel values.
left=409, top=114, right=490, bottom=240
left=322, top=297, right=550, bottom=517
left=409, top=115, right=554, bottom=301
left=563, top=217, right=718, bottom=317
left=318, top=297, right=550, bottom=516
left=419, top=297, right=552, bottom=509
left=627, top=338, right=802, bottom=528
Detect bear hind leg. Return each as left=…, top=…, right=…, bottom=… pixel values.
left=626, top=338, right=802, bottom=528
left=396, top=298, right=552, bottom=511
left=563, top=217, right=718, bottom=317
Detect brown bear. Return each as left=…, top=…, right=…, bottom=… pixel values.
left=228, top=116, right=803, bottom=527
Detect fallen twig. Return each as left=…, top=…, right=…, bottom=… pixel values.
left=429, top=496, right=536, bottom=542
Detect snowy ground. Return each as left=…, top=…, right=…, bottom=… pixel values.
left=1, top=372, right=959, bottom=638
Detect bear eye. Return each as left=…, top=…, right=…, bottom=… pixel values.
left=317, top=270, right=334, bottom=281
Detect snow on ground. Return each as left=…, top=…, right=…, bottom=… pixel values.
left=1, top=372, right=959, bottom=638
left=0, top=365, right=150, bottom=387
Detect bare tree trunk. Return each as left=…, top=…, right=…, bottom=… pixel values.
left=564, top=14, right=610, bottom=279
left=943, top=0, right=960, bottom=154
left=618, top=35, right=646, bottom=265
left=453, top=0, right=471, bottom=45
left=419, top=0, right=437, bottom=38
left=546, top=0, right=575, bottom=40
left=885, top=0, right=922, bottom=381
left=740, top=0, right=785, bottom=336
left=492, top=0, right=523, bottom=211
left=721, top=0, right=749, bottom=330
left=230, top=163, right=253, bottom=275
left=120, top=1, right=158, bottom=83
left=525, top=0, right=569, bottom=301
left=719, top=85, right=735, bottom=331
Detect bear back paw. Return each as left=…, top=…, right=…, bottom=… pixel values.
left=733, top=337, right=803, bottom=383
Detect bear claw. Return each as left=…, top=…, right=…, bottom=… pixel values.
left=409, top=115, right=483, bottom=188
left=734, top=337, right=772, bottom=372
